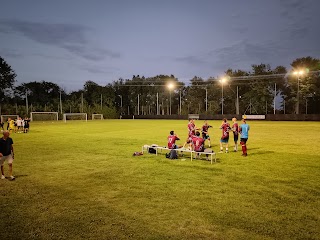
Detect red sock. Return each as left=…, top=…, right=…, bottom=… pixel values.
left=242, top=145, right=246, bottom=154
left=244, top=145, right=247, bottom=154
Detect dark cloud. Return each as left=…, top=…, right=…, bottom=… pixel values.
left=175, top=55, right=207, bottom=65
left=0, top=48, right=23, bottom=58
left=82, top=65, right=118, bottom=74
left=208, top=40, right=284, bottom=70
left=0, top=19, right=120, bottom=61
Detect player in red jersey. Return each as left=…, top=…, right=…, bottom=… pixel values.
left=201, top=120, right=212, bottom=147
left=231, top=117, right=239, bottom=152
left=168, top=130, right=180, bottom=149
left=184, top=119, right=198, bottom=149
left=192, top=131, right=205, bottom=152
left=219, top=118, right=231, bottom=153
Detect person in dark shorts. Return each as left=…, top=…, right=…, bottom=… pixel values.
left=231, top=118, right=240, bottom=152
left=201, top=120, right=212, bottom=147
left=219, top=118, right=231, bottom=153
left=239, top=119, right=250, bottom=157
left=24, top=117, right=30, bottom=133
left=0, top=131, right=15, bottom=180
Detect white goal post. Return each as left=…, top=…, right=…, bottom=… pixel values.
left=92, top=114, right=104, bottom=120
left=63, top=113, right=88, bottom=122
left=1, top=115, right=19, bottom=123
left=188, top=114, right=200, bottom=120
left=30, top=112, right=59, bottom=121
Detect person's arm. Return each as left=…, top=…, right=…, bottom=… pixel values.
left=11, top=139, right=14, bottom=158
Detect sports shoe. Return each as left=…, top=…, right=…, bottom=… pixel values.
left=218, top=151, right=223, bottom=153
left=1, top=175, right=5, bottom=180
left=10, top=176, right=15, bottom=180
left=225, top=151, right=229, bottom=153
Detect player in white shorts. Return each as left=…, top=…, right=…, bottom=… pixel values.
left=0, top=131, right=15, bottom=180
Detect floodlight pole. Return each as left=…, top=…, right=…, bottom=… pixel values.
left=205, top=88, right=208, bottom=112
left=26, top=90, right=29, bottom=115
left=236, top=86, right=239, bottom=115
left=101, top=94, right=103, bottom=110
left=137, top=94, right=140, bottom=115
left=274, top=83, right=276, bottom=114
left=169, top=90, right=172, bottom=115
left=179, top=90, right=182, bottom=115
left=306, top=98, right=308, bottom=114
left=156, top=92, right=159, bottom=115
left=221, top=84, right=224, bottom=115
left=296, top=77, right=300, bottom=114
left=60, top=90, right=63, bottom=114
left=81, top=93, right=84, bottom=113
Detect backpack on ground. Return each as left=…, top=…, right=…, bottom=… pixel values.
left=168, top=149, right=178, bottom=159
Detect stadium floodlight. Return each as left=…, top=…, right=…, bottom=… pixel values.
left=30, top=112, right=58, bottom=121
left=167, top=82, right=175, bottom=90
left=292, top=70, right=305, bottom=114
left=219, top=77, right=228, bottom=114
left=63, top=113, right=88, bottom=122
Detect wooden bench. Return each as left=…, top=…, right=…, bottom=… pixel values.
left=142, top=145, right=217, bottom=164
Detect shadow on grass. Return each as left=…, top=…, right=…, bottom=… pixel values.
left=249, top=150, right=275, bottom=156
left=14, top=174, right=29, bottom=178
left=156, top=158, right=223, bottom=173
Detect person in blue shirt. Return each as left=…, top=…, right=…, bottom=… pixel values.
left=239, top=119, right=250, bottom=156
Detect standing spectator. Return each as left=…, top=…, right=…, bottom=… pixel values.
left=0, top=131, right=15, bottom=180
left=240, top=119, right=250, bottom=157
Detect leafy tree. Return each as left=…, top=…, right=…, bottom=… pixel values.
left=0, top=56, right=16, bottom=103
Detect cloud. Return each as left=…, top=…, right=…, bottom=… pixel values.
left=208, top=40, right=285, bottom=70
left=81, top=65, right=119, bottom=74
left=0, top=48, right=23, bottom=58
left=175, top=55, right=207, bottom=65
left=0, top=18, right=120, bottom=61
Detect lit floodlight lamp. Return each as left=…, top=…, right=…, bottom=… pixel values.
left=167, top=82, right=175, bottom=90
left=293, top=70, right=305, bottom=76
left=219, top=78, right=227, bottom=84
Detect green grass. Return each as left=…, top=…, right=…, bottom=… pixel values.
left=1, top=120, right=319, bottom=239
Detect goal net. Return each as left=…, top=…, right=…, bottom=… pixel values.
left=63, top=113, right=87, bottom=122
left=1, top=115, right=19, bottom=123
left=92, top=114, right=103, bottom=120
left=30, top=112, right=59, bottom=121
left=188, top=114, right=200, bottom=120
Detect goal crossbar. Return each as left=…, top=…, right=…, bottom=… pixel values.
left=30, top=112, right=59, bottom=121
left=1, top=115, right=19, bottom=123
left=92, top=114, right=103, bottom=120
left=188, top=114, right=199, bottom=120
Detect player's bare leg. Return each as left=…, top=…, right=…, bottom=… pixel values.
left=208, top=138, right=211, bottom=148
left=219, top=142, right=223, bottom=153
left=8, top=163, right=14, bottom=180
left=225, top=143, right=229, bottom=153
left=234, top=141, right=238, bottom=152
left=1, top=165, right=5, bottom=179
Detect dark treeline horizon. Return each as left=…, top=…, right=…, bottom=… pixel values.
left=1, top=56, right=320, bottom=118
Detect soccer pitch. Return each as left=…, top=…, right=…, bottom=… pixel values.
left=1, top=120, right=319, bottom=239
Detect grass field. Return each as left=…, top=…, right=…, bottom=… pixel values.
left=1, top=120, right=320, bottom=239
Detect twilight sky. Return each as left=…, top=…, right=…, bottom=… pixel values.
left=1, top=0, right=319, bottom=91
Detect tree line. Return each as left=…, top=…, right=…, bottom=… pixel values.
left=1, top=55, right=320, bottom=118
